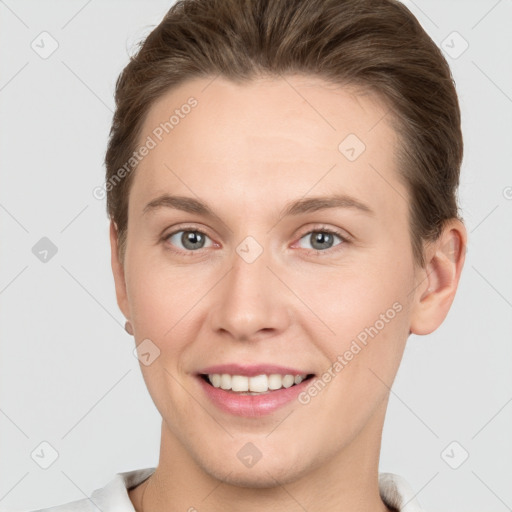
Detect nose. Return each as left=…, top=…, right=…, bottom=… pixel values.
left=209, top=244, right=292, bottom=343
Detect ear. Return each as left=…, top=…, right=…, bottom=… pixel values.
left=409, top=218, right=467, bottom=336
left=109, top=220, right=130, bottom=320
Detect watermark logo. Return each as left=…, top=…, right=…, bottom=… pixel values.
left=31, top=31, right=59, bottom=59
left=237, top=442, right=263, bottom=468
left=236, top=236, right=264, bottom=264
left=31, top=441, right=59, bottom=469
left=338, top=133, right=366, bottom=161
left=133, top=338, right=161, bottom=366
left=32, top=237, right=58, bottom=263
left=441, top=31, right=469, bottom=60
left=440, top=440, right=469, bottom=469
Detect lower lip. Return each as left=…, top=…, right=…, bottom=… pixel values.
left=196, top=375, right=314, bottom=417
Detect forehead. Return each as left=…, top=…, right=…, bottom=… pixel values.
left=130, top=75, right=406, bottom=218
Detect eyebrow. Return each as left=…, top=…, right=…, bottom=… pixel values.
left=142, top=193, right=374, bottom=219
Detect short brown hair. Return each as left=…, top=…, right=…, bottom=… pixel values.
left=105, top=0, right=463, bottom=268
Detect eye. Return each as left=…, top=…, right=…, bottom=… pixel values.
left=162, top=226, right=348, bottom=255
left=296, top=228, right=347, bottom=253
left=165, top=229, right=214, bottom=252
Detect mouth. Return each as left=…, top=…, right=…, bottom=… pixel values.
left=199, top=373, right=316, bottom=395
left=195, top=364, right=318, bottom=416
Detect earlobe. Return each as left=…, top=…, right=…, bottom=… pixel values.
left=109, top=220, right=130, bottom=321
left=410, top=219, right=467, bottom=336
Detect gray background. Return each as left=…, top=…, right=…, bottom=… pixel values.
left=0, top=1, right=511, bottom=511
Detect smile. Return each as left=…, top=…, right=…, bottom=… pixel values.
left=202, top=373, right=313, bottom=394
left=195, top=365, right=316, bottom=417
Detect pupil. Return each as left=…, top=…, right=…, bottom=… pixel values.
left=183, top=231, right=204, bottom=250
left=312, top=232, right=332, bottom=250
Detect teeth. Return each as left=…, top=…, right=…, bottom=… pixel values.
left=231, top=375, right=249, bottom=392
left=220, top=374, right=231, bottom=390
left=268, top=374, right=282, bottom=390
left=206, top=373, right=309, bottom=393
left=249, top=374, right=268, bottom=392
left=210, top=374, right=221, bottom=388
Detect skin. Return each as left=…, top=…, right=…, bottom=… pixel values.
left=110, top=75, right=467, bottom=512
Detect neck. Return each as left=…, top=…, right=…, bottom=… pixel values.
left=131, top=401, right=393, bottom=512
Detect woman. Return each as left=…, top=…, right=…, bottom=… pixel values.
left=32, top=0, right=467, bottom=510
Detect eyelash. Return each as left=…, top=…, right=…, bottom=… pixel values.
left=161, top=225, right=351, bottom=257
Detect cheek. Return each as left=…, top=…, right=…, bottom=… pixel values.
left=125, top=249, right=205, bottom=333
left=300, top=277, right=410, bottom=436
left=124, top=257, right=204, bottom=416
left=124, top=253, right=220, bottom=387
left=313, top=271, right=402, bottom=332
left=307, top=258, right=413, bottom=376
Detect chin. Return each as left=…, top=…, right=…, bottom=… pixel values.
left=206, top=462, right=306, bottom=489
left=194, top=447, right=314, bottom=489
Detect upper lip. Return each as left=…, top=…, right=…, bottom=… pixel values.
left=197, top=364, right=314, bottom=377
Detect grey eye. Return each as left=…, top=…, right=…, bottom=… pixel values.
left=168, top=230, right=212, bottom=251
left=298, top=231, right=343, bottom=251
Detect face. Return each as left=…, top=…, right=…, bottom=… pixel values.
left=112, top=75, right=428, bottom=487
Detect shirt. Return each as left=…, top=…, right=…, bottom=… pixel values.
left=29, top=468, right=426, bottom=511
